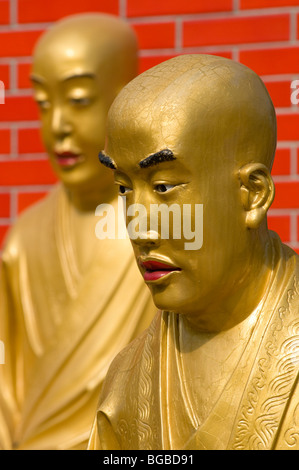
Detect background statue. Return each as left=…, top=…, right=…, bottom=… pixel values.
left=88, top=54, right=299, bottom=450
left=0, top=13, right=156, bottom=450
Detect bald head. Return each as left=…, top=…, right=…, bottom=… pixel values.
left=101, top=55, right=277, bottom=320
left=107, top=54, right=277, bottom=171
left=32, top=13, right=138, bottom=90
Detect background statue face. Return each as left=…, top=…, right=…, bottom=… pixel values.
left=31, top=14, right=137, bottom=196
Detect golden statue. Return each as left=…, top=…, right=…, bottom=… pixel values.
left=0, top=13, right=156, bottom=450
left=88, top=54, right=299, bottom=450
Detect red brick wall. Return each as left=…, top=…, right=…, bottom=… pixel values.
left=0, top=0, right=299, bottom=252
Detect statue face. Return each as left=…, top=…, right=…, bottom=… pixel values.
left=106, top=108, right=251, bottom=326
left=31, top=40, right=117, bottom=192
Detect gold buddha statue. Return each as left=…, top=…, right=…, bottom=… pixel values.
left=88, top=54, right=299, bottom=450
left=0, top=13, right=156, bottom=450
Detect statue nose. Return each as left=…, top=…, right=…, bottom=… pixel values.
left=125, top=203, right=161, bottom=246
left=51, top=107, right=72, bottom=137
left=131, top=230, right=161, bottom=247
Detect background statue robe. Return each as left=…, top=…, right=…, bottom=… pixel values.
left=0, top=184, right=156, bottom=450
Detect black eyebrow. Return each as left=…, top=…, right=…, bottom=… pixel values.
left=139, top=149, right=175, bottom=168
left=98, top=151, right=117, bottom=170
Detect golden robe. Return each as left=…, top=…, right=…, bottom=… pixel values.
left=89, top=234, right=299, bottom=450
left=0, top=184, right=156, bottom=450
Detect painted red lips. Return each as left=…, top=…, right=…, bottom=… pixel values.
left=139, top=260, right=181, bottom=282
left=55, top=151, right=83, bottom=167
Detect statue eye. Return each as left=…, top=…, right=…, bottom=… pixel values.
left=118, top=184, right=131, bottom=195
left=36, top=99, right=50, bottom=110
left=69, top=97, right=91, bottom=106
left=154, top=184, right=175, bottom=193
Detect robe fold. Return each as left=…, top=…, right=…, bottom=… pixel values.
left=0, top=184, right=156, bottom=450
left=88, top=233, right=299, bottom=450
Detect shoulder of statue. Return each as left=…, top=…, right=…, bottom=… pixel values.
left=103, top=310, right=162, bottom=381
left=0, top=186, right=59, bottom=269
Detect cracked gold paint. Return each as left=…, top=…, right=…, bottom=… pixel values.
left=89, top=54, right=299, bottom=450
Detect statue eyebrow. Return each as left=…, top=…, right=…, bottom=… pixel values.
left=98, top=151, right=117, bottom=170
left=139, top=149, right=176, bottom=168
left=98, top=148, right=175, bottom=171
left=30, top=74, right=45, bottom=84
left=62, top=72, right=96, bottom=82
left=30, top=72, right=96, bottom=84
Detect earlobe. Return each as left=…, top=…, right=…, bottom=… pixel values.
left=239, top=163, right=275, bottom=229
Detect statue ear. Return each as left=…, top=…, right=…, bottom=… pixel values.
left=239, top=163, right=275, bottom=229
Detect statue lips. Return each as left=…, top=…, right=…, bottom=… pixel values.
left=55, top=151, right=84, bottom=168
left=140, top=259, right=181, bottom=282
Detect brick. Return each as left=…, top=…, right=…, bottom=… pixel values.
left=0, top=160, right=57, bottom=186
left=18, top=128, right=45, bottom=154
left=271, top=181, right=299, bottom=209
left=17, top=191, right=47, bottom=214
left=0, top=96, right=39, bottom=122
left=139, top=55, right=178, bottom=74
left=240, top=47, right=299, bottom=76
left=18, top=63, right=32, bottom=90
left=183, top=15, right=289, bottom=48
left=296, top=14, right=299, bottom=40
left=241, top=0, right=299, bottom=8
left=296, top=149, right=299, bottom=175
left=0, top=64, right=10, bottom=90
left=0, top=1, right=9, bottom=25
left=139, top=51, right=233, bottom=74
left=132, top=23, right=175, bottom=50
left=276, top=114, right=299, bottom=141
left=0, top=129, right=10, bottom=154
left=267, top=214, right=290, bottom=242
left=0, top=30, right=43, bottom=58
left=18, top=0, right=119, bottom=22
left=0, top=225, right=9, bottom=247
left=264, top=81, right=293, bottom=108
left=127, top=0, right=232, bottom=17
left=0, top=193, right=10, bottom=218
left=203, top=51, right=233, bottom=60
left=271, top=148, right=290, bottom=176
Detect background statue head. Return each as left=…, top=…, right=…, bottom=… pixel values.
left=101, top=54, right=277, bottom=331
left=31, top=13, right=138, bottom=209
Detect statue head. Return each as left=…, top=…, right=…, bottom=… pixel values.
left=31, top=13, right=138, bottom=207
left=100, top=54, right=277, bottom=331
